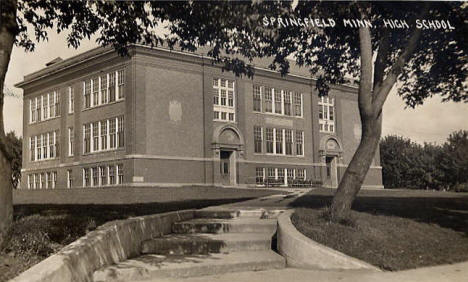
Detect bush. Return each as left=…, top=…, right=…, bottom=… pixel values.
left=452, top=183, right=468, bottom=193
left=4, top=214, right=98, bottom=259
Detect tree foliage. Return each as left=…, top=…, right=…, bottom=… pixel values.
left=380, top=131, right=468, bottom=191
left=4, top=131, right=22, bottom=189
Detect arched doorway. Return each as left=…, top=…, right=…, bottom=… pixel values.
left=213, top=125, right=244, bottom=186
left=319, top=136, right=343, bottom=188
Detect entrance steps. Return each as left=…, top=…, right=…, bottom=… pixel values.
left=93, top=209, right=286, bottom=282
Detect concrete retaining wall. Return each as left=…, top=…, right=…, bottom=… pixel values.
left=10, top=210, right=195, bottom=282
left=277, top=210, right=380, bottom=271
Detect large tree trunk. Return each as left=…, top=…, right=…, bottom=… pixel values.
left=0, top=0, right=17, bottom=248
left=330, top=113, right=382, bottom=220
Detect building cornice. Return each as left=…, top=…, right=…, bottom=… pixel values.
left=16, top=44, right=358, bottom=94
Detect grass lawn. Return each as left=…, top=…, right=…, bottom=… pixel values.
left=0, top=188, right=284, bottom=282
left=290, top=188, right=468, bottom=271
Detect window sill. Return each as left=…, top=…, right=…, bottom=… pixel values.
left=30, top=158, right=59, bottom=163
left=82, top=99, right=125, bottom=112
left=262, top=153, right=305, bottom=158
left=29, top=116, right=61, bottom=125
left=82, top=147, right=125, bottom=156
left=253, top=111, right=303, bottom=119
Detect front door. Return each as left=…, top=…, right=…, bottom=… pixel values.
left=220, top=150, right=236, bottom=186
left=326, top=156, right=338, bottom=188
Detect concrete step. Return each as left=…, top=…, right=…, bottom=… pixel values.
left=194, top=210, right=239, bottom=219
left=141, top=233, right=272, bottom=255
left=93, top=250, right=285, bottom=282
left=172, top=218, right=277, bottom=234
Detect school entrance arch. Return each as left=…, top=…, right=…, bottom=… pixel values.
left=212, top=125, right=244, bottom=186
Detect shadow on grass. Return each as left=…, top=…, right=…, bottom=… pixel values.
left=288, top=189, right=468, bottom=235
left=13, top=197, right=255, bottom=225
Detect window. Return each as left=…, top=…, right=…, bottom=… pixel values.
left=83, top=116, right=123, bottom=154
left=254, top=126, right=262, bottom=153
left=275, top=128, right=283, bottom=154
left=118, top=116, right=124, bottom=148
left=284, top=91, right=292, bottom=116
left=92, top=167, right=99, bottom=186
left=101, top=121, right=108, bottom=150
left=213, top=78, right=235, bottom=122
left=296, top=130, right=304, bottom=156
left=67, top=170, right=73, bottom=188
left=274, top=90, right=282, bottom=114
left=277, top=168, right=285, bottom=183
left=213, top=88, right=219, bottom=105
left=37, top=135, right=42, bottom=160
left=117, top=164, right=123, bottom=184
left=43, top=94, right=48, bottom=120
left=253, top=85, right=262, bottom=112
left=68, top=127, right=74, bottom=156
left=265, top=128, right=274, bottom=154
left=30, top=99, right=36, bottom=123
left=109, top=166, right=116, bottom=185
left=46, top=172, right=52, bottom=189
left=100, top=74, right=108, bottom=104
left=100, top=166, right=107, bottom=186
left=52, top=171, right=57, bottom=189
left=92, top=122, right=99, bottom=152
left=220, top=89, right=226, bottom=106
left=49, top=93, right=55, bottom=118
left=84, top=124, right=91, bottom=153
left=36, top=97, right=42, bottom=122
left=28, top=175, right=32, bottom=189
left=118, top=70, right=125, bottom=99
left=109, top=72, right=116, bottom=102
left=54, top=131, right=59, bottom=158
left=30, top=131, right=58, bottom=161
left=110, top=119, right=117, bottom=149
left=43, top=134, right=48, bottom=159
left=40, top=172, right=45, bottom=189
left=34, top=173, right=39, bottom=189
left=293, top=92, right=302, bottom=117
left=267, top=167, right=276, bottom=180
left=264, top=87, right=273, bottom=113
left=296, top=168, right=306, bottom=180
left=319, top=96, right=335, bottom=133
left=30, top=137, right=35, bottom=161
left=287, top=169, right=294, bottom=181
left=256, top=168, right=264, bottom=185
left=285, top=129, right=293, bottom=155
left=84, top=80, right=91, bottom=109
left=228, top=90, right=234, bottom=107
left=68, top=87, right=74, bottom=113
left=83, top=168, right=90, bottom=187
left=92, top=78, right=99, bottom=106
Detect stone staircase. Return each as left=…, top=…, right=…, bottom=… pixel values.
left=93, top=209, right=285, bottom=282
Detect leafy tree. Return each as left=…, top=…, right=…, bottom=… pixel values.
left=5, top=131, right=22, bottom=189
left=441, top=130, right=468, bottom=190
left=1, top=1, right=467, bottom=244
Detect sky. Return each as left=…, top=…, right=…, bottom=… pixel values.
left=4, top=31, right=468, bottom=144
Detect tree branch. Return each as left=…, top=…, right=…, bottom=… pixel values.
left=372, top=5, right=429, bottom=113
left=372, top=29, right=390, bottom=94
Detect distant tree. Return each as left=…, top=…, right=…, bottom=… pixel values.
left=5, top=131, right=22, bottom=189
left=440, top=130, right=468, bottom=190
left=380, top=135, right=411, bottom=188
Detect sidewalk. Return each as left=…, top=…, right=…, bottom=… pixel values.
left=139, top=261, right=468, bottom=282
left=188, top=189, right=468, bottom=282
